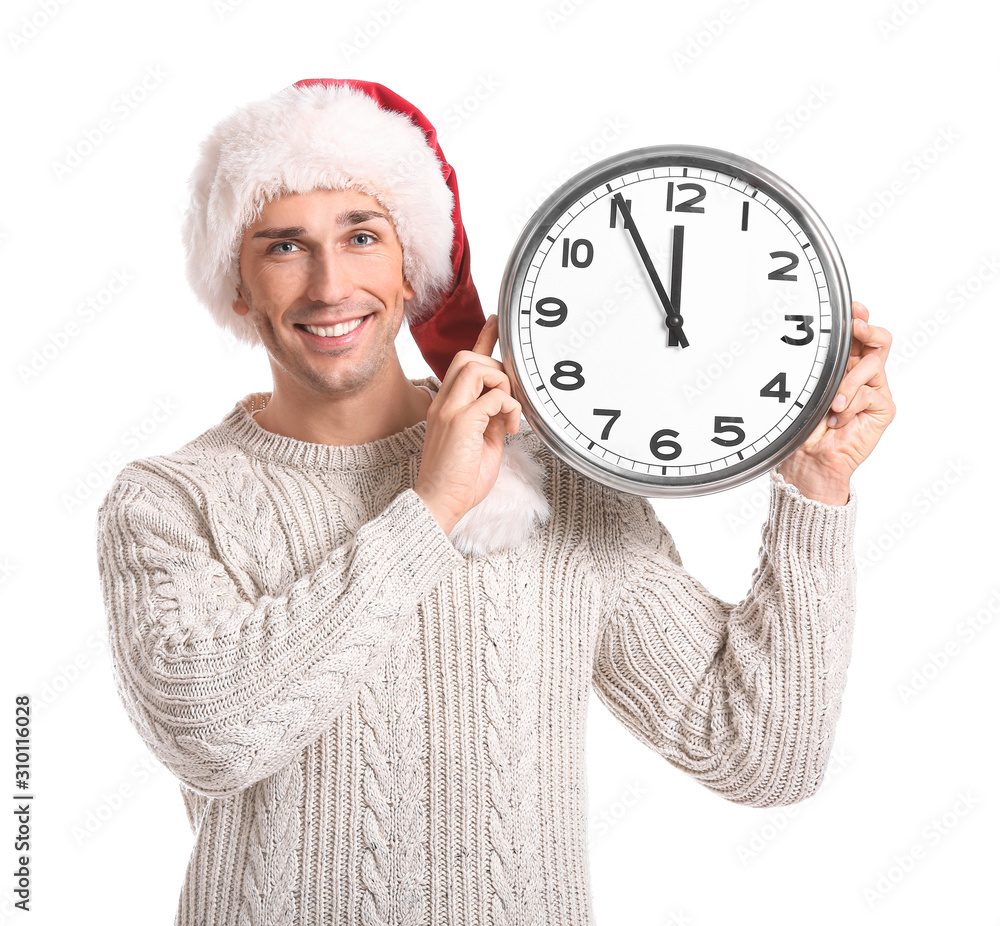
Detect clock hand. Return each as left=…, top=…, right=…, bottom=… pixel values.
left=612, top=192, right=688, bottom=348
left=668, top=225, right=684, bottom=347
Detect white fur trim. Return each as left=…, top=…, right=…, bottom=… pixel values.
left=449, top=436, right=551, bottom=556
left=182, top=82, right=455, bottom=348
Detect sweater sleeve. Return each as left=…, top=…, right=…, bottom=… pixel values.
left=95, top=477, right=464, bottom=799
left=591, top=468, right=857, bottom=807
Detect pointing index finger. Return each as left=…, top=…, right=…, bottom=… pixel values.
left=473, top=314, right=500, bottom=358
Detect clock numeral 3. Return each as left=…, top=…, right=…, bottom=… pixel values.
left=666, top=182, right=706, bottom=213
left=760, top=372, right=791, bottom=403
left=534, top=297, right=567, bottom=327
left=768, top=251, right=799, bottom=281
left=561, top=238, right=594, bottom=268
left=711, top=416, right=746, bottom=447
left=650, top=428, right=682, bottom=461
left=592, top=408, right=621, bottom=440
left=550, top=360, right=585, bottom=391
left=781, top=314, right=815, bottom=345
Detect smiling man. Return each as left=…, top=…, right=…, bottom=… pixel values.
left=234, top=187, right=435, bottom=446
left=95, top=79, right=894, bottom=926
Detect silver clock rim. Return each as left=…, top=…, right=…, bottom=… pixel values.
left=498, top=144, right=852, bottom=498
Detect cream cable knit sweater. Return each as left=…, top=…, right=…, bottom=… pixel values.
left=95, top=376, right=858, bottom=926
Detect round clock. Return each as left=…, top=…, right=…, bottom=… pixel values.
left=497, top=144, right=852, bottom=497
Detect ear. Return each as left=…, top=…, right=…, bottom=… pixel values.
left=233, top=281, right=250, bottom=317
left=402, top=275, right=415, bottom=303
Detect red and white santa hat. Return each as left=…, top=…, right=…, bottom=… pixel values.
left=181, top=77, right=485, bottom=379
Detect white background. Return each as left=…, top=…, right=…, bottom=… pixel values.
left=2, top=0, right=998, bottom=923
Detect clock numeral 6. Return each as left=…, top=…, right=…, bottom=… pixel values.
left=711, top=416, right=746, bottom=447
left=534, top=296, right=567, bottom=327
left=650, top=428, right=681, bottom=461
left=550, top=360, right=585, bottom=391
left=665, top=182, right=706, bottom=213
left=760, top=372, right=791, bottom=403
left=561, top=238, right=594, bottom=268
left=593, top=408, right=621, bottom=440
left=781, top=315, right=815, bottom=345
left=767, top=251, right=799, bottom=281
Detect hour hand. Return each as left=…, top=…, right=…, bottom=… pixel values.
left=613, top=192, right=688, bottom=348
left=668, top=225, right=684, bottom=347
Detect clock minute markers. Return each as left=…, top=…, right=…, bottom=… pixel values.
left=611, top=192, right=689, bottom=349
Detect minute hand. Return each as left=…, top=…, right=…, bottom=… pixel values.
left=613, top=192, right=689, bottom=348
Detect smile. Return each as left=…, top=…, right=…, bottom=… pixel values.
left=299, top=317, right=366, bottom=338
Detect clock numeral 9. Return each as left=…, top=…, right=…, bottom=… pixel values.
left=781, top=315, right=815, bottom=345
left=768, top=251, right=799, bottom=281
left=550, top=360, right=585, bottom=391
left=665, top=182, right=706, bottom=213
left=534, top=296, right=567, bottom=327
left=650, top=428, right=682, bottom=461
left=711, top=416, right=746, bottom=447
left=561, top=238, right=594, bottom=268
left=760, top=372, right=791, bottom=403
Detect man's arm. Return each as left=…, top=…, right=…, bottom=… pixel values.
left=95, top=475, right=463, bottom=800
left=591, top=469, right=857, bottom=807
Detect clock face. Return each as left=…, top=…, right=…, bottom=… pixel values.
left=499, top=146, right=851, bottom=497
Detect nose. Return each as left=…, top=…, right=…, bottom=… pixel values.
left=305, top=247, right=354, bottom=305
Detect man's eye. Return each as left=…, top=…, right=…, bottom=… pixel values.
left=270, top=241, right=300, bottom=253
left=351, top=233, right=375, bottom=246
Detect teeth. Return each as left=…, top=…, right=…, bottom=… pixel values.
left=302, top=318, right=364, bottom=338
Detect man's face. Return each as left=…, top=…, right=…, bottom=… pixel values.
left=233, top=187, right=415, bottom=399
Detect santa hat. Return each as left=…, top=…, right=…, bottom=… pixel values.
left=181, top=77, right=484, bottom=381
left=182, top=78, right=549, bottom=555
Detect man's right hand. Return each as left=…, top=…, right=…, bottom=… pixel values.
left=414, top=314, right=522, bottom=537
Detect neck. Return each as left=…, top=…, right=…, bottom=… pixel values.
left=252, top=364, right=434, bottom=446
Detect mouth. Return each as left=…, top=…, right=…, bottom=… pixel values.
left=295, top=315, right=371, bottom=345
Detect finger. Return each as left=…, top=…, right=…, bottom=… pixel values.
left=441, top=360, right=512, bottom=410
left=828, top=379, right=896, bottom=430
left=472, top=314, right=500, bottom=358
left=461, top=387, right=522, bottom=435
left=848, top=302, right=890, bottom=354
left=828, top=354, right=892, bottom=425
left=854, top=317, right=891, bottom=355
left=437, top=341, right=504, bottom=395
left=831, top=351, right=887, bottom=408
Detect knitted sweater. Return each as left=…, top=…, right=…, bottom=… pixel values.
left=94, top=376, right=858, bottom=926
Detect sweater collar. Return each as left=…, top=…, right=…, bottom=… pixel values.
left=219, top=376, right=552, bottom=555
left=221, top=377, right=439, bottom=471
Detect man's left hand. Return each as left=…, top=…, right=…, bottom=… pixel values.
left=775, top=301, right=896, bottom=505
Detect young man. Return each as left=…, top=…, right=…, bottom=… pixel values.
left=95, top=79, right=894, bottom=926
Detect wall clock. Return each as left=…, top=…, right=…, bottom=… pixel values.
left=498, top=145, right=852, bottom=497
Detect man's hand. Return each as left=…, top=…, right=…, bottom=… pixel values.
left=776, top=301, right=896, bottom=505
left=415, top=315, right=522, bottom=536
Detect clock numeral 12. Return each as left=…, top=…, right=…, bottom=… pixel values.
left=665, top=182, right=706, bottom=213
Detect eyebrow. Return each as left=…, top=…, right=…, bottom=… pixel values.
left=251, top=211, right=391, bottom=240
